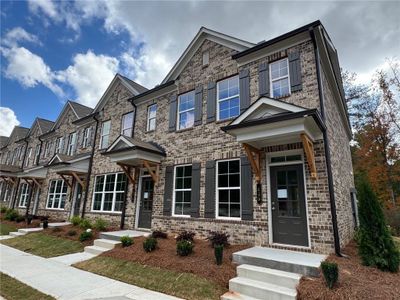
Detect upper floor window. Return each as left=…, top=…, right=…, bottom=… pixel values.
left=34, top=144, right=40, bottom=164
left=82, top=127, right=92, bottom=148
left=5, top=152, right=10, bottom=165
left=100, top=120, right=111, bottom=149
left=92, top=173, right=126, bottom=212
left=177, top=91, right=195, bottom=130
left=44, top=141, right=51, bottom=158
left=270, top=58, right=290, bottom=98
left=11, top=150, right=16, bottom=165
left=55, top=137, right=63, bottom=154
left=18, top=183, right=30, bottom=208
left=147, top=104, right=157, bottom=131
left=217, top=76, right=240, bottom=121
left=19, top=146, right=24, bottom=160
left=67, top=132, right=77, bottom=156
left=25, top=148, right=32, bottom=167
left=173, top=165, right=192, bottom=217
left=47, top=179, right=67, bottom=210
left=121, top=112, right=134, bottom=137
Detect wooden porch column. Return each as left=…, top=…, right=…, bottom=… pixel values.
left=300, top=133, right=317, bottom=179
left=243, top=143, right=262, bottom=183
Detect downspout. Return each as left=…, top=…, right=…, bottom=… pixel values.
left=11, top=178, right=20, bottom=209
left=309, top=27, right=342, bottom=256
left=37, top=136, right=44, bottom=166
left=21, top=138, right=29, bottom=170
left=81, top=113, right=99, bottom=218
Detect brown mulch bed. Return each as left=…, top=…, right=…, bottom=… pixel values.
left=0, top=218, right=42, bottom=229
left=297, top=240, right=400, bottom=300
left=42, top=225, right=100, bottom=246
left=101, top=236, right=248, bottom=288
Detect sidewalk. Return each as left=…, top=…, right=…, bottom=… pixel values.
left=0, top=244, right=181, bottom=300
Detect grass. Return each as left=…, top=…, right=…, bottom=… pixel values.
left=0, top=272, right=55, bottom=300
left=1, top=232, right=84, bottom=258
left=394, top=236, right=400, bottom=249
left=75, top=256, right=226, bottom=300
left=0, top=222, right=17, bottom=235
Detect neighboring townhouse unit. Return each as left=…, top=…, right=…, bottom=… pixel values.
left=0, top=20, right=356, bottom=255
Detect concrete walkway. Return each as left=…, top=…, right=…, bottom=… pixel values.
left=0, top=244, right=181, bottom=300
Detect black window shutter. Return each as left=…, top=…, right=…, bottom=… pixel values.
left=168, top=95, right=177, bottom=132
left=239, top=69, right=250, bottom=113
left=241, top=155, right=253, bottom=220
left=163, top=165, right=174, bottom=216
left=204, top=160, right=216, bottom=218
left=89, top=125, right=94, bottom=146
left=190, top=162, right=201, bottom=217
left=288, top=51, right=302, bottom=92
left=259, top=62, right=269, bottom=96
left=194, top=85, right=203, bottom=126
left=206, top=82, right=216, bottom=123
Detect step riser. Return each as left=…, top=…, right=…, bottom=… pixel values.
left=229, top=281, right=295, bottom=300
left=84, top=246, right=108, bottom=255
left=9, top=232, right=26, bottom=236
left=94, top=240, right=120, bottom=249
left=233, top=254, right=319, bottom=277
left=18, top=228, right=43, bottom=234
left=237, top=268, right=299, bottom=289
left=99, top=233, right=121, bottom=242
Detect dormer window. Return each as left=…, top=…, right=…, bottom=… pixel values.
left=270, top=58, right=290, bottom=98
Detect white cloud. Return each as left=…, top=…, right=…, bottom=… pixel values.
left=56, top=50, right=119, bottom=107
left=2, top=27, right=41, bottom=47
left=0, top=107, right=20, bottom=136
left=28, top=0, right=58, bottom=20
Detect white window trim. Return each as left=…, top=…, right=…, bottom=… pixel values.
left=67, top=132, right=77, bottom=156
left=34, top=145, right=40, bottom=164
left=269, top=58, right=291, bottom=98
left=55, top=137, right=63, bottom=154
left=216, top=75, right=240, bottom=121
left=147, top=104, right=157, bottom=132
left=172, top=164, right=192, bottom=218
left=99, top=120, right=111, bottom=149
left=46, top=180, right=67, bottom=210
left=91, top=173, right=125, bottom=213
left=18, top=183, right=29, bottom=208
left=215, top=158, right=241, bottom=220
left=121, top=112, right=134, bottom=137
left=82, top=127, right=91, bottom=148
left=177, top=91, right=195, bottom=130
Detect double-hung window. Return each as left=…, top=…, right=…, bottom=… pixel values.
left=47, top=179, right=67, bottom=209
left=82, top=127, right=92, bottom=148
left=121, top=112, right=134, bottom=137
left=270, top=58, right=290, bottom=98
left=18, top=183, right=30, bottom=208
left=147, top=104, right=157, bottom=131
left=34, top=144, right=40, bottom=164
left=25, top=148, right=32, bottom=167
left=44, top=141, right=51, bottom=158
left=55, top=137, right=63, bottom=154
left=67, top=132, right=77, bottom=156
left=173, top=165, right=192, bottom=216
left=92, top=173, right=126, bottom=212
left=100, top=120, right=111, bottom=149
left=177, top=91, right=195, bottom=130
left=217, top=76, right=240, bottom=121
left=217, top=159, right=241, bottom=218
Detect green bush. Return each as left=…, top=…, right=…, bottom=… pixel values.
left=321, top=261, right=338, bottom=289
left=15, top=214, right=25, bottom=223
left=214, top=244, right=224, bottom=265
left=177, top=240, right=194, bottom=256
left=143, top=237, right=157, bottom=252
left=120, top=236, right=133, bottom=247
left=176, top=231, right=195, bottom=242
left=79, top=230, right=93, bottom=242
left=0, top=206, right=8, bottom=213
left=70, top=216, right=82, bottom=226
left=79, top=218, right=92, bottom=230
left=4, top=209, right=19, bottom=221
left=67, top=229, right=77, bottom=236
left=94, top=218, right=108, bottom=231
left=357, top=178, right=400, bottom=272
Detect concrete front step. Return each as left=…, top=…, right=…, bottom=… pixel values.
left=47, top=222, right=71, bottom=228
left=84, top=245, right=109, bottom=255
left=9, top=232, right=26, bottom=237
left=237, top=264, right=301, bottom=289
left=94, top=239, right=121, bottom=249
left=233, top=247, right=326, bottom=277
left=229, top=277, right=296, bottom=300
left=221, top=291, right=259, bottom=300
left=18, top=228, right=43, bottom=234
left=100, top=230, right=150, bottom=241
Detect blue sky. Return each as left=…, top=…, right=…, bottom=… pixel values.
left=1, top=1, right=399, bottom=136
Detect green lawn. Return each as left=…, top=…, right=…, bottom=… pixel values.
left=1, top=232, right=84, bottom=258
left=75, top=256, right=226, bottom=300
left=0, top=272, right=55, bottom=300
left=0, top=222, right=17, bottom=235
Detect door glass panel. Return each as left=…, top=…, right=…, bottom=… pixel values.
left=277, top=171, right=286, bottom=185
left=276, top=169, right=301, bottom=217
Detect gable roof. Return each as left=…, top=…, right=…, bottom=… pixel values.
left=93, top=74, right=148, bottom=113
left=0, top=136, right=9, bottom=148
left=7, top=126, right=29, bottom=145
left=161, top=27, right=255, bottom=84
left=106, top=135, right=166, bottom=156
left=28, top=118, right=55, bottom=137
left=51, top=101, right=92, bottom=131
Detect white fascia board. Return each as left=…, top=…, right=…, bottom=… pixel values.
left=109, top=149, right=162, bottom=165
left=107, top=136, right=134, bottom=152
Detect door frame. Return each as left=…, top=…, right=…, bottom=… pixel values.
left=266, top=149, right=311, bottom=249
left=134, top=169, right=152, bottom=230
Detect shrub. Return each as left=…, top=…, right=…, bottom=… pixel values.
left=94, top=218, right=108, bottom=231
left=152, top=230, right=168, bottom=239
left=79, top=218, right=92, bottom=230
left=208, top=231, right=230, bottom=248
left=143, top=237, right=157, bottom=252
left=4, top=209, right=19, bottom=221
left=177, top=240, right=194, bottom=256
left=67, top=230, right=77, bottom=236
left=52, top=227, right=62, bottom=233
left=321, top=261, right=339, bottom=289
left=15, top=215, right=25, bottom=223
left=176, top=231, right=195, bottom=242
left=79, top=230, right=93, bottom=242
left=120, top=236, right=133, bottom=247
left=357, top=177, right=400, bottom=272
left=70, top=216, right=82, bottom=226
left=214, top=244, right=224, bottom=265
left=0, top=206, right=8, bottom=213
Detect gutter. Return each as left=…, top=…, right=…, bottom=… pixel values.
left=309, top=27, right=342, bottom=256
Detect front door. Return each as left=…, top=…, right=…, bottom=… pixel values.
left=71, top=183, right=82, bottom=217
left=138, top=177, right=154, bottom=229
left=271, top=164, right=308, bottom=247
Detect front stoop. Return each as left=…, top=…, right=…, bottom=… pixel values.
left=84, top=238, right=121, bottom=255
left=99, top=230, right=150, bottom=241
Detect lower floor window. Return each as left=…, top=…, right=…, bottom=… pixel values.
left=92, top=173, right=127, bottom=212
left=217, top=159, right=241, bottom=218
left=173, top=165, right=192, bottom=216
left=0, top=181, right=12, bottom=202
left=19, top=183, right=30, bottom=207
left=47, top=179, right=67, bottom=209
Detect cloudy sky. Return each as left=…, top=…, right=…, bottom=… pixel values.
left=0, top=0, right=399, bottom=136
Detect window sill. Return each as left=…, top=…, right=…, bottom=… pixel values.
left=90, top=210, right=122, bottom=215
left=45, top=208, right=65, bottom=211
left=172, top=214, right=191, bottom=218
left=216, top=216, right=241, bottom=221
left=145, top=129, right=156, bottom=134
left=175, top=127, right=194, bottom=133
left=215, top=117, right=237, bottom=125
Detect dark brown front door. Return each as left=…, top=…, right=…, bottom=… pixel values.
left=138, top=177, right=154, bottom=229
left=271, top=164, right=308, bottom=247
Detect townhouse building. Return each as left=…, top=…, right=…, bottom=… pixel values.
left=0, top=20, right=356, bottom=254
